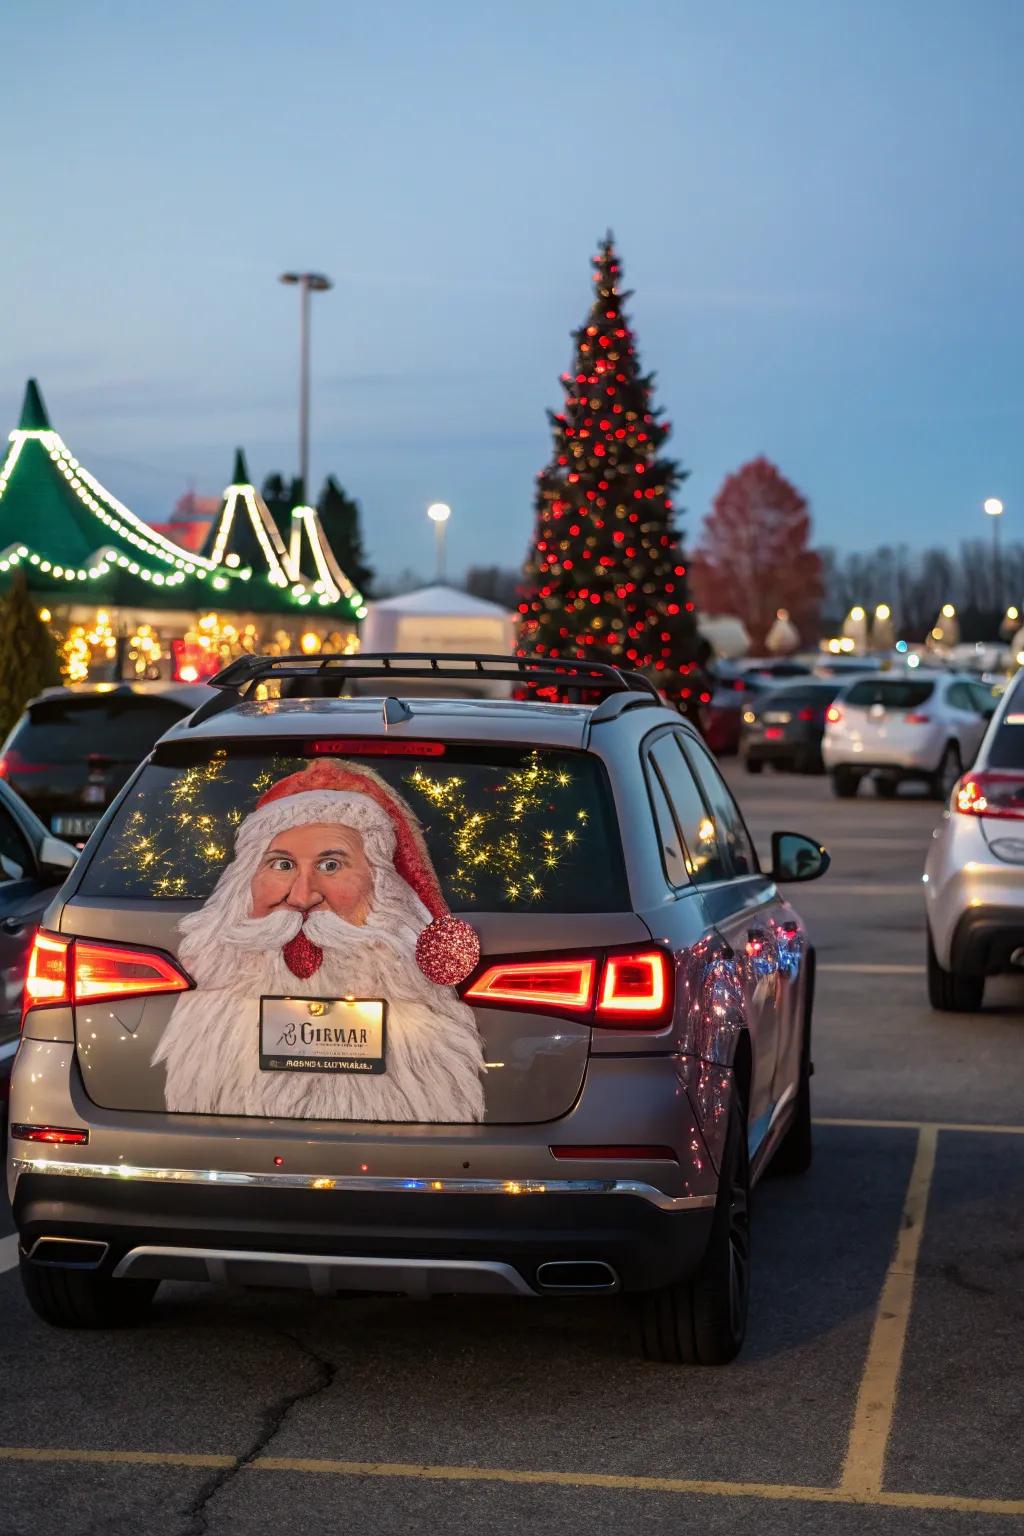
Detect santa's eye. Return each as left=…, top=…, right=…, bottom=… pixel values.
left=317, top=857, right=343, bottom=874
left=266, top=856, right=295, bottom=872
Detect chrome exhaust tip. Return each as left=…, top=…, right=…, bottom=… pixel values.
left=25, top=1237, right=109, bottom=1269
left=1010, top=947, right=1024, bottom=968
left=535, top=1260, right=619, bottom=1293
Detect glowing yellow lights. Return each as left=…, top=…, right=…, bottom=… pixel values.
left=697, top=817, right=715, bottom=844
left=875, top=603, right=891, bottom=621
left=1007, top=607, right=1020, bottom=622
left=849, top=606, right=866, bottom=622
left=37, top=607, right=51, bottom=622
left=941, top=603, right=956, bottom=619
left=984, top=497, right=1004, bottom=517
left=742, top=710, right=756, bottom=724
left=300, top=631, right=322, bottom=655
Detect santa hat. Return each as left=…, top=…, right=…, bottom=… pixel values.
left=251, top=759, right=480, bottom=986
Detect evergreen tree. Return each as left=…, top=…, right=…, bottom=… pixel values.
left=0, top=571, right=61, bottom=740
left=261, top=472, right=303, bottom=545
left=317, top=475, right=375, bottom=596
left=519, top=235, right=701, bottom=700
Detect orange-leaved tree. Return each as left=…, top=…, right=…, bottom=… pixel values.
left=689, top=457, right=822, bottom=651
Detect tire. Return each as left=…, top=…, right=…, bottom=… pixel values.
left=929, top=742, right=961, bottom=803
left=19, top=1255, right=158, bottom=1330
left=745, top=758, right=764, bottom=775
left=875, top=777, right=898, bottom=799
left=832, top=767, right=859, bottom=798
left=635, top=1103, right=750, bottom=1365
left=926, top=929, right=984, bottom=1013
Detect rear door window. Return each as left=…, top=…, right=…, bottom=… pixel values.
left=681, top=738, right=758, bottom=877
left=647, top=735, right=727, bottom=884
left=79, top=742, right=628, bottom=914
left=7, top=696, right=188, bottom=764
left=843, top=680, right=935, bottom=710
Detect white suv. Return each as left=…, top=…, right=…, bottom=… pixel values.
left=822, top=672, right=996, bottom=800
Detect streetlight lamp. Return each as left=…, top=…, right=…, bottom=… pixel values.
left=985, top=497, right=1004, bottom=619
left=427, top=503, right=451, bottom=583
left=279, top=271, right=333, bottom=572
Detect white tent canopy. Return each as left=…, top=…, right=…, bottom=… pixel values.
left=359, top=585, right=517, bottom=695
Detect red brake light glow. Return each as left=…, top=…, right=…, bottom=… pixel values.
left=464, top=957, right=596, bottom=1012
left=797, top=707, right=817, bottom=723
left=954, top=771, right=1024, bottom=820
left=597, top=950, right=669, bottom=1018
left=905, top=711, right=931, bottom=725
left=22, top=931, right=191, bottom=1020
left=10, top=1124, right=89, bottom=1145
left=309, top=739, right=445, bottom=758
left=826, top=705, right=842, bottom=723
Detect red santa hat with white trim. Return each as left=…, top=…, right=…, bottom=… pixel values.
left=251, top=759, right=480, bottom=986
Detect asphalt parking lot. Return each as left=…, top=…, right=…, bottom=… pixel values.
left=1, top=768, right=1021, bottom=1535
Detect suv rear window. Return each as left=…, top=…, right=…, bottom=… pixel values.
left=843, top=680, right=935, bottom=709
left=760, top=684, right=839, bottom=709
left=79, top=743, right=628, bottom=914
left=8, top=696, right=188, bottom=764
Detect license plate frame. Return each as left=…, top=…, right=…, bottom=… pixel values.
left=259, top=996, right=387, bottom=1075
left=51, top=813, right=102, bottom=839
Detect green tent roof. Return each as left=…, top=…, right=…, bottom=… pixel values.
left=0, top=382, right=362, bottom=619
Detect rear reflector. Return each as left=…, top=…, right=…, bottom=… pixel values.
left=464, top=957, right=596, bottom=1011
left=11, top=1124, right=89, bottom=1145
left=464, top=948, right=672, bottom=1028
left=905, top=712, right=931, bottom=724
left=550, top=1145, right=677, bottom=1161
left=23, top=931, right=191, bottom=1019
left=309, top=739, right=445, bottom=757
left=955, top=771, right=1024, bottom=820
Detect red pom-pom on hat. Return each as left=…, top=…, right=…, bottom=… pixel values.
left=257, top=759, right=480, bottom=986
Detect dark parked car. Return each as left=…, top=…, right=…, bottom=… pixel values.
left=700, top=673, right=770, bottom=757
left=1, top=683, right=213, bottom=843
left=740, top=680, right=843, bottom=775
left=0, top=781, right=77, bottom=1118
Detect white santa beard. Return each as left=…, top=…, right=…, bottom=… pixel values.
left=153, top=912, right=486, bottom=1124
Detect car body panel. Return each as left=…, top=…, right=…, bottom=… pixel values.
left=823, top=673, right=992, bottom=778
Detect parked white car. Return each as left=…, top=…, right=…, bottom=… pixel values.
left=822, top=672, right=998, bottom=799
left=924, top=672, right=1024, bottom=1009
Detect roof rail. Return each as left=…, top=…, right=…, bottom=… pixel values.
left=199, top=651, right=663, bottom=707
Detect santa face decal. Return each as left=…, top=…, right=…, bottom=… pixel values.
left=152, top=760, right=486, bottom=1123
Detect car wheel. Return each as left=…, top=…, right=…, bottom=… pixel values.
left=926, top=930, right=984, bottom=1013
left=635, top=1103, right=750, bottom=1365
left=745, top=758, right=764, bottom=775
left=875, top=777, right=898, bottom=799
left=929, top=743, right=961, bottom=802
left=832, top=767, right=859, bottom=798
left=19, top=1255, right=158, bottom=1330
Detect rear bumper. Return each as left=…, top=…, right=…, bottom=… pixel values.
left=949, top=906, right=1024, bottom=976
left=822, top=742, right=938, bottom=775
left=11, top=1169, right=716, bottom=1296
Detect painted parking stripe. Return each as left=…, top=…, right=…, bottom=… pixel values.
left=839, top=1126, right=938, bottom=1496
left=816, top=1116, right=1024, bottom=1135
left=0, top=1447, right=1020, bottom=1515
left=0, top=1233, right=20, bottom=1275
left=818, top=962, right=924, bottom=975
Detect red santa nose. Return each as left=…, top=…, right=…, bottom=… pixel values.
left=256, top=760, right=480, bottom=986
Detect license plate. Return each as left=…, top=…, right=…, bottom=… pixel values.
left=259, top=997, right=386, bottom=1074
left=764, top=711, right=792, bottom=724
left=51, top=813, right=102, bottom=838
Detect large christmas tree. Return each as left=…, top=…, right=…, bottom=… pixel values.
left=518, top=235, right=702, bottom=699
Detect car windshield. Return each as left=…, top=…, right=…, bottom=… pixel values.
left=6, top=696, right=189, bottom=765
left=78, top=741, right=629, bottom=913
left=843, top=680, right=935, bottom=710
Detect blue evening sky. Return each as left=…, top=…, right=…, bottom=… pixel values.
left=3, top=0, right=1022, bottom=583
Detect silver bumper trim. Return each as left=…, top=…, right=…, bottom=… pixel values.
left=10, top=1158, right=715, bottom=1212
left=113, top=1246, right=538, bottom=1297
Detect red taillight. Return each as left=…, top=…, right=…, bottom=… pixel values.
left=464, top=947, right=672, bottom=1028
left=10, top=1123, right=88, bottom=1145
left=550, top=1145, right=678, bottom=1161
left=464, top=957, right=596, bottom=1012
left=308, top=739, right=446, bottom=758
left=0, top=748, right=47, bottom=776
left=954, top=771, right=1024, bottom=820
left=826, top=706, right=842, bottom=723
left=905, top=712, right=931, bottom=725
left=797, top=707, right=818, bottom=723
left=24, top=932, right=71, bottom=1015
left=22, top=931, right=191, bottom=1021
left=764, top=726, right=784, bottom=740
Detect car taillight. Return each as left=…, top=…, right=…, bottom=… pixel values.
left=826, top=706, right=842, bottom=723
left=463, top=948, right=672, bottom=1029
left=0, top=748, right=46, bottom=776
left=797, top=707, right=819, bottom=723
left=905, top=712, right=931, bottom=724
left=10, top=1123, right=89, bottom=1145
left=308, top=739, right=446, bottom=758
left=463, top=957, right=596, bottom=1011
left=22, top=931, right=191, bottom=1022
left=954, top=771, right=1024, bottom=820
left=24, top=931, right=71, bottom=1014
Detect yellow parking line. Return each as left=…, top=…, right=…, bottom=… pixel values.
left=0, top=1447, right=1020, bottom=1515
left=816, top=1116, right=1024, bottom=1135
left=839, top=1124, right=938, bottom=1496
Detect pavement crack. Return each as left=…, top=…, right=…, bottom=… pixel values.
left=177, top=1326, right=337, bottom=1536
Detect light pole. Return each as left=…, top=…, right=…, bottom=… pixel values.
left=279, top=271, right=332, bottom=572
left=427, top=503, right=451, bottom=583
left=985, top=497, right=1004, bottom=621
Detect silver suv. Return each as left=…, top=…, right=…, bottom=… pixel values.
left=8, top=654, right=828, bottom=1365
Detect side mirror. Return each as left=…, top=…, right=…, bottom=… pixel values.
left=38, top=833, right=79, bottom=884
left=771, top=830, right=830, bottom=884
